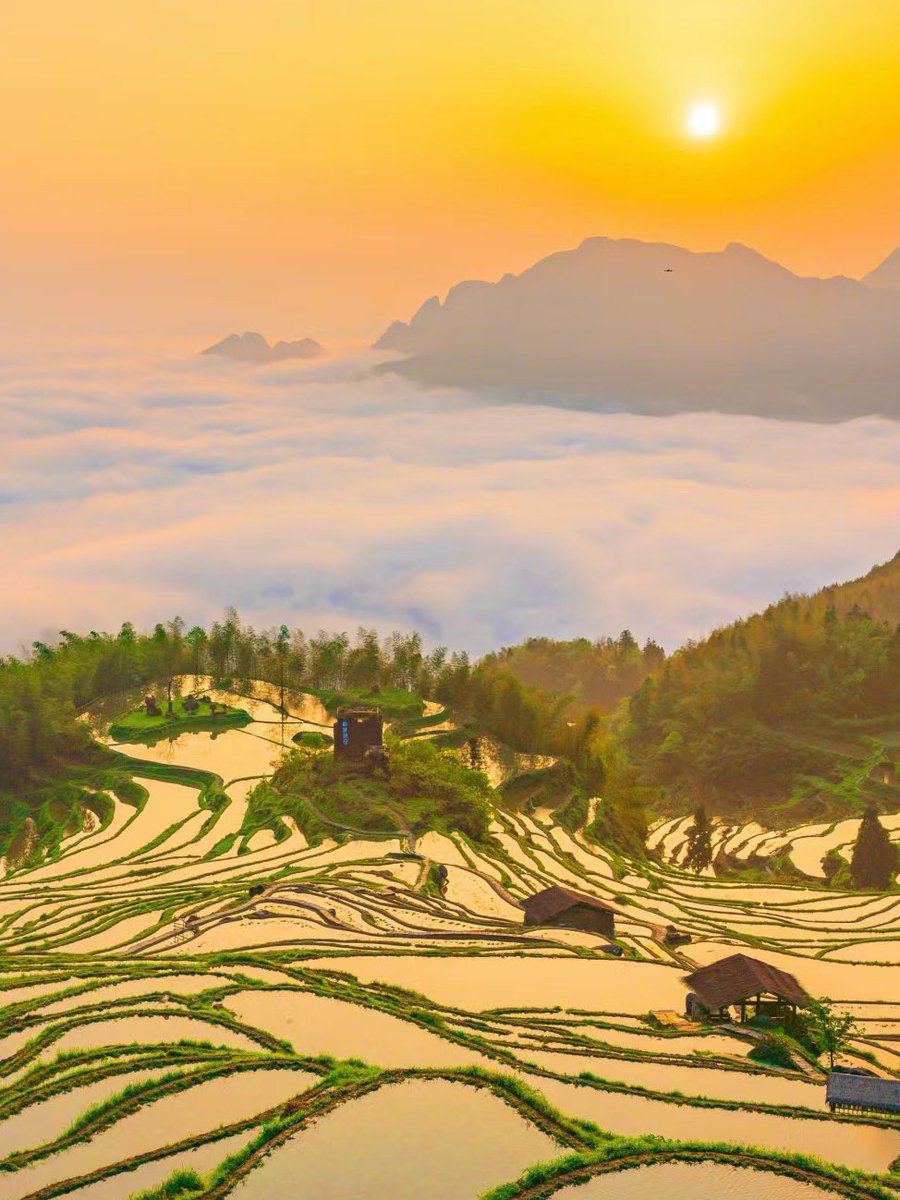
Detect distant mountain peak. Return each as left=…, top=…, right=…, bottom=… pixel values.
left=201, top=332, right=327, bottom=363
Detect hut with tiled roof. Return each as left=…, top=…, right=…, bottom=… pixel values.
left=522, top=886, right=615, bottom=937
left=684, top=953, right=807, bottom=1023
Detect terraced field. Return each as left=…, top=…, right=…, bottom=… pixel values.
left=2, top=681, right=899, bottom=1199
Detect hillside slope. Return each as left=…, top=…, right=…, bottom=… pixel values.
left=864, top=246, right=900, bottom=291
left=620, top=552, right=900, bottom=823
left=482, top=633, right=664, bottom=714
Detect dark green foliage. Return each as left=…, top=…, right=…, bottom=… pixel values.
left=582, top=745, right=651, bottom=858
left=240, top=782, right=294, bottom=845
left=421, top=863, right=448, bottom=897
left=622, top=554, right=900, bottom=818
left=586, top=793, right=647, bottom=860
left=133, top=1167, right=204, bottom=1199
left=500, top=761, right=581, bottom=815
left=683, top=804, right=713, bottom=873
left=111, top=775, right=148, bottom=809
left=805, top=996, right=860, bottom=1070
left=747, top=1030, right=799, bottom=1070
left=479, top=632, right=664, bottom=713
left=309, top=685, right=424, bottom=719
left=272, top=737, right=493, bottom=842
left=849, top=805, right=898, bottom=890
left=552, top=789, right=590, bottom=833
left=291, top=730, right=332, bottom=749
left=437, top=663, right=605, bottom=780
left=821, top=848, right=844, bottom=883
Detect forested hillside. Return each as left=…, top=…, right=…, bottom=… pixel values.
left=479, top=633, right=664, bottom=713
left=619, top=552, right=900, bottom=822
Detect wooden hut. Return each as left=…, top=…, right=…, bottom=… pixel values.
left=684, top=953, right=807, bottom=1023
left=333, top=705, right=384, bottom=763
left=826, top=1074, right=900, bottom=1115
left=522, top=886, right=615, bottom=938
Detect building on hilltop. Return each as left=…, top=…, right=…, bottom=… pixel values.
left=684, top=953, right=807, bottom=1023
left=333, top=705, right=384, bottom=763
left=522, top=886, right=615, bottom=938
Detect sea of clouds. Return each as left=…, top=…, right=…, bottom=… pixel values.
left=1, top=343, right=899, bottom=658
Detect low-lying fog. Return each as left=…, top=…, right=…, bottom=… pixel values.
left=1, top=343, right=898, bottom=654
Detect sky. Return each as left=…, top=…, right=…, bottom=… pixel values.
left=1, top=346, right=898, bottom=657
left=2, top=1, right=900, bottom=340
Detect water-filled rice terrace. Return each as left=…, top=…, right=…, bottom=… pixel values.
left=2, top=680, right=899, bottom=1199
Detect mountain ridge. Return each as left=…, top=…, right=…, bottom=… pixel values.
left=374, top=236, right=900, bottom=421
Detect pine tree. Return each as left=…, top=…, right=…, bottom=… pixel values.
left=850, top=805, right=897, bottom=890
left=684, top=803, right=713, bottom=873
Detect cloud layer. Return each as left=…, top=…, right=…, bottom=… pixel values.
left=1, top=346, right=899, bottom=657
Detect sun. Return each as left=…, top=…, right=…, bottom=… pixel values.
left=686, top=100, right=721, bottom=139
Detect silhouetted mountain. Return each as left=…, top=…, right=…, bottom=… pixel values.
left=864, top=247, right=900, bottom=291
left=201, top=332, right=326, bottom=362
left=375, top=237, right=900, bottom=420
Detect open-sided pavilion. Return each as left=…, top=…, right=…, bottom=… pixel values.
left=684, top=953, right=808, bottom=1023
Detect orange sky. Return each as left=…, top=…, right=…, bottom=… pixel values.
left=2, top=0, right=899, bottom=340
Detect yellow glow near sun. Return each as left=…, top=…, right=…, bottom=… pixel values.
left=686, top=100, right=721, bottom=138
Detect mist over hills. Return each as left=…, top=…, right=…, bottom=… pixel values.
left=376, top=237, right=900, bottom=421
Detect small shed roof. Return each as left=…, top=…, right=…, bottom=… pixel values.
left=522, top=886, right=614, bottom=923
left=684, top=953, right=807, bottom=1010
left=826, top=1074, right=900, bottom=1113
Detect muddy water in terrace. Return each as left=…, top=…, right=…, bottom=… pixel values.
left=62, top=1132, right=250, bottom=1200
left=115, top=726, right=283, bottom=781
left=47, top=1014, right=262, bottom=1055
left=523, top=1049, right=824, bottom=1108
left=224, top=989, right=494, bottom=1068
left=301, top=955, right=686, bottom=1013
left=554, top=1161, right=842, bottom=1199
left=231, top=1078, right=559, bottom=1200
left=6, top=1068, right=318, bottom=1200
left=532, top=1075, right=900, bottom=1172
left=0, top=1068, right=173, bottom=1158
left=37, top=973, right=234, bottom=1014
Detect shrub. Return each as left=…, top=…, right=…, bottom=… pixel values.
left=747, top=1030, right=798, bottom=1070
